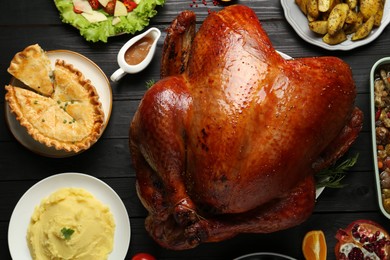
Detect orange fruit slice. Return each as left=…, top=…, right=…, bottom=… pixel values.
left=302, top=230, right=327, bottom=260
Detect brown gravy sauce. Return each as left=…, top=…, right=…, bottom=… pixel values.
left=125, top=36, right=154, bottom=65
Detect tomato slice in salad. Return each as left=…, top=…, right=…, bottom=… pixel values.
left=335, top=219, right=390, bottom=259
left=88, top=0, right=100, bottom=9
left=123, top=0, right=138, bottom=12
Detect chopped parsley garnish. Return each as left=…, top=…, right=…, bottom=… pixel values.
left=61, top=228, right=75, bottom=240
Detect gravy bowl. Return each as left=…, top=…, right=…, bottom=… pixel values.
left=110, top=27, right=161, bottom=82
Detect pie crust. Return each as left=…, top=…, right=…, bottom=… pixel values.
left=7, top=44, right=54, bottom=97
left=5, top=47, right=104, bottom=153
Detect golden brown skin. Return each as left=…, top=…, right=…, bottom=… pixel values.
left=160, top=10, right=196, bottom=78
left=130, top=5, right=363, bottom=250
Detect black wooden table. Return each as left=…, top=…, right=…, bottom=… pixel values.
left=1, top=1, right=390, bottom=259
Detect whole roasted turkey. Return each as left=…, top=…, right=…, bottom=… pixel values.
left=130, top=5, right=363, bottom=250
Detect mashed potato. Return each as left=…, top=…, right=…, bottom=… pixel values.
left=27, top=188, right=115, bottom=260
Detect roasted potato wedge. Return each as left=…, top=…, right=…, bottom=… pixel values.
left=294, top=0, right=386, bottom=45
left=360, top=0, right=382, bottom=21
left=344, top=11, right=364, bottom=34
left=345, top=9, right=358, bottom=24
left=323, top=29, right=347, bottom=44
left=352, top=15, right=375, bottom=40
left=307, top=0, right=320, bottom=19
left=321, top=0, right=342, bottom=20
left=327, top=3, right=349, bottom=35
left=346, top=0, right=357, bottom=9
left=296, top=0, right=309, bottom=15
left=375, top=0, right=385, bottom=26
left=318, top=0, right=333, bottom=12
left=309, top=20, right=329, bottom=34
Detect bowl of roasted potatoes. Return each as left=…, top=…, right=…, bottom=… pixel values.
left=281, top=0, right=390, bottom=50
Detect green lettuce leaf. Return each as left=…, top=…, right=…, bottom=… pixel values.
left=53, top=0, right=165, bottom=42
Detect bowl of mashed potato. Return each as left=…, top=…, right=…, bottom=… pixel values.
left=8, top=172, right=130, bottom=260
left=27, top=187, right=115, bottom=260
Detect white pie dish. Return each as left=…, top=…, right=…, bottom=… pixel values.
left=280, top=0, right=390, bottom=51
left=8, top=172, right=130, bottom=260
left=4, top=49, right=113, bottom=158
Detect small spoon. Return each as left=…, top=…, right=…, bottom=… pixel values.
left=110, top=27, right=161, bottom=82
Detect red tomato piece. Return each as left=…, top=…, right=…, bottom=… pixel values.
left=104, top=0, right=116, bottom=15
left=335, top=219, right=390, bottom=260
left=88, top=0, right=100, bottom=9
left=123, top=0, right=138, bottom=12
left=73, top=6, right=83, bottom=14
left=132, top=253, right=156, bottom=260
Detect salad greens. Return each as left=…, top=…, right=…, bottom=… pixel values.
left=53, top=0, right=165, bottom=42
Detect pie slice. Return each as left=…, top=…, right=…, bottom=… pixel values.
left=5, top=59, right=104, bottom=153
left=7, top=44, right=54, bottom=96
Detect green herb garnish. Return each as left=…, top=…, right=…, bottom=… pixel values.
left=315, top=153, right=359, bottom=189
left=145, top=79, right=156, bottom=89
left=61, top=227, right=74, bottom=240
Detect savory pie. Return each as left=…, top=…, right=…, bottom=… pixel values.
left=5, top=45, right=105, bottom=153
left=7, top=44, right=54, bottom=96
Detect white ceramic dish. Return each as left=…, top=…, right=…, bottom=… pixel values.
left=234, top=252, right=297, bottom=260
left=5, top=50, right=113, bottom=158
left=110, top=27, right=161, bottom=82
left=280, top=0, right=390, bottom=51
left=8, top=172, right=130, bottom=260
left=370, top=57, right=390, bottom=220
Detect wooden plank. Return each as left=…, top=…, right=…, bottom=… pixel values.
left=2, top=212, right=390, bottom=259
left=0, top=127, right=376, bottom=174
left=1, top=1, right=390, bottom=259
left=0, top=25, right=385, bottom=98
left=0, top=1, right=284, bottom=25
left=0, top=163, right=381, bottom=219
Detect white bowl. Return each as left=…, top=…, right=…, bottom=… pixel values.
left=234, top=252, right=296, bottom=260
left=281, top=0, right=390, bottom=51
left=8, top=172, right=131, bottom=260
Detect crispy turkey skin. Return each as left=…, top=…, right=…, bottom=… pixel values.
left=129, top=5, right=363, bottom=250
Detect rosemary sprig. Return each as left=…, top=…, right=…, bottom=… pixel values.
left=315, top=153, right=359, bottom=189
left=145, top=79, right=156, bottom=89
